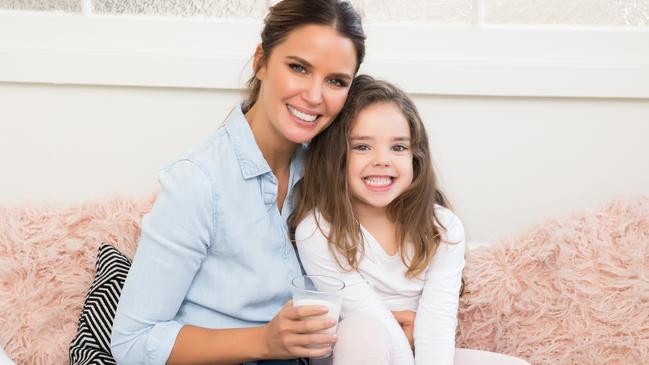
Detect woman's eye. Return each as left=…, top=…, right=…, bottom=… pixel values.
left=393, top=145, right=408, bottom=152
left=289, top=64, right=307, bottom=74
left=352, top=144, right=369, bottom=151
left=328, top=78, right=346, bottom=87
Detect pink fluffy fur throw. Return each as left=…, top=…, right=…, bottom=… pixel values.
left=0, top=195, right=156, bottom=365
left=0, top=195, right=647, bottom=364
left=456, top=196, right=649, bottom=364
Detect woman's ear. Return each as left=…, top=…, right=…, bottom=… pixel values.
left=253, top=44, right=266, bottom=80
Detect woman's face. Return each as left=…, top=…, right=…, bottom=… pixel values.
left=254, top=24, right=358, bottom=145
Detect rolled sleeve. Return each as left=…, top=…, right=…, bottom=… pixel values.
left=111, top=160, right=214, bottom=365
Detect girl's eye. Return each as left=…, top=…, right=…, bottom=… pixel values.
left=352, top=144, right=370, bottom=151
left=392, top=144, right=408, bottom=152
left=289, top=64, right=307, bottom=74
left=328, top=78, right=347, bottom=87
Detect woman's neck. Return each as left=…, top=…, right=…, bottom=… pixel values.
left=245, top=103, right=296, bottom=173
left=245, top=103, right=296, bottom=213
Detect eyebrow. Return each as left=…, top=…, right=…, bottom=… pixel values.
left=286, top=55, right=353, bottom=81
left=350, top=136, right=411, bottom=142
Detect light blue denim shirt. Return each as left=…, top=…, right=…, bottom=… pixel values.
left=111, top=104, right=305, bottom=365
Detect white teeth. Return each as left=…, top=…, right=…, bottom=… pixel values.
left=364, top=177, right=392, bottom=187
left=288, top=105, right=318, bottom=122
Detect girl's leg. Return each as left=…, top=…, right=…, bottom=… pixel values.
left=331, top=315, right=392, bottom=365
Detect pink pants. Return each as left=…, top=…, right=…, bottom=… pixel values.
left=331, top=315, right=393, bottom=365
left=312, top=316, right=531, bottom=365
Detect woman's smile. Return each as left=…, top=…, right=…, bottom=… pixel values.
left=287, top=104, right=321, bottom=124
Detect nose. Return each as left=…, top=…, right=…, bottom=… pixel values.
left=371, top=150, right=391, bottom=167
left=303, top=79, right=324, bottom=105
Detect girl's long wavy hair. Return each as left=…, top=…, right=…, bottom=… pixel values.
left=290, top=75, right=451, bottom=278
left=243, top=0, right=365, bottom=113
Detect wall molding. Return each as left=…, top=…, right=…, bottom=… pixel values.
left=1, top=11, right=648, bottom=98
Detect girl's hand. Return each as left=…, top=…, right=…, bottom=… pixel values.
left=392, top=310, right=416, bottom=350
left=261, top=300, right=337, bottom=359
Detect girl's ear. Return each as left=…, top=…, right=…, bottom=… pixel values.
left=253, top=44, right=266, bottom=80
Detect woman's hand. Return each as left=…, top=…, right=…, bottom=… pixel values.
left=392, top=310, right=416, bottom=350
left=261, top=300, right=337, bottom=359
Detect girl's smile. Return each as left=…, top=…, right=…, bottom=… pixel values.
left=362, top=175, right=396, bottom=191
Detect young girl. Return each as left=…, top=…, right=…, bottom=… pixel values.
left=291, top=75, right=465, bottom=365
left=111, top=1, right=365, bottom=364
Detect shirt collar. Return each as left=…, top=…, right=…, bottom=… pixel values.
left=225, top=104, right=307, bottom=181
left=224, top=104, right=271, bottom=179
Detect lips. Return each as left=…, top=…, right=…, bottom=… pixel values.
left=287, top=104, right=320, bottom=123
left=362, top=176, right=396, bottom=192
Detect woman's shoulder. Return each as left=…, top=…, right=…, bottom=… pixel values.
left=172, top=129, right=230, bottom=171
left=157, top=138, right=228, bottom=196
left=162, top=105, right=243, bottom=181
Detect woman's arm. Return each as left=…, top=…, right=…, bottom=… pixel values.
left=167, top=302, right=335, bottom=365
left=111, top=160, right=214, bottom=364
left=111, top=162, right=335, bottom=364
left=413, top=211, right=466, bottom=365
left=295, top=214, right=415, bottom=365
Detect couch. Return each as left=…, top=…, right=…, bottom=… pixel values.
left=1, top=194, right=647, bottom=364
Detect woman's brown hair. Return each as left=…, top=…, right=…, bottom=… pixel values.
left=290, top=75, right=451, bottom=278
left=243, top=0, right=365, bottom=112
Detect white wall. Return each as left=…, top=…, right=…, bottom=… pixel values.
left=1, top=8, right=648, bottom=244
left=0, top=83, right=240, bottom=202
left=419, top=96, right=649, bottom=242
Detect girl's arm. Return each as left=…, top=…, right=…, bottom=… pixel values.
left=413, top=210, right=466, bottom=365
left=295, top=213, right=415, bottom=365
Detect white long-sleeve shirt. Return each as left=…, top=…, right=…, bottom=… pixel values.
left=295, top=206, right=465, bottom=365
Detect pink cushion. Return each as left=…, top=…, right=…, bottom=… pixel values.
left=0, top=195, right=155, bottom=365
left=455, top=348, right=530, bottom=365
left=456, top=197, right=649, bottom=365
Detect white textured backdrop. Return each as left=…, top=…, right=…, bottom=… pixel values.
left=2, top=0, right=649, bottom=25
left=486, top=0, right=649, bottom=26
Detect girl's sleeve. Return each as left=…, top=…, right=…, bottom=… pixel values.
left=295, top=214, right=415, bottom=365
left=110, top=160, right=213, bottom=365
left=413, top=212, right=466, bottom=365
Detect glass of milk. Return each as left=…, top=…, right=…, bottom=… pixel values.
left=291, top=275, right=345, bottom=354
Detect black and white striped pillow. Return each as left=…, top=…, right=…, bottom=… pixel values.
left=69, top=243, right=131, bottom=365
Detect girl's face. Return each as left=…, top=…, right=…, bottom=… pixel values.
left=347, top=101, right=414, bottom=215
left=254, top=24, right=357, bottom=145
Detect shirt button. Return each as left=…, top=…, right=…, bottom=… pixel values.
left=263, top=192, right=275, bottom=205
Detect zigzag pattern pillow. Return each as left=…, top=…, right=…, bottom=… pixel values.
left=69, top=243, right=131, bottom=365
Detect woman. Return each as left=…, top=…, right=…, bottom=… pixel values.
left=110, top=1, right=365, bottom=364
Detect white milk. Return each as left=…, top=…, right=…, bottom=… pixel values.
left=293, top=298, right=342, bottom=335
